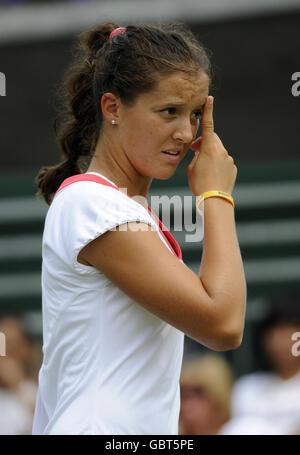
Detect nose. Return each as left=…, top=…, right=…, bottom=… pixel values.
left=172, top=118, right=195, bottom=144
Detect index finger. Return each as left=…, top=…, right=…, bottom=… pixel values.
left=201, top=96, right=214, bottom=136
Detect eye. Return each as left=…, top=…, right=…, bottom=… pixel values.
left=161, top=107, right=204, bottom=120
left=193, top=107, right=204, bottom=120
left=162, top=108, right=177, bottom=116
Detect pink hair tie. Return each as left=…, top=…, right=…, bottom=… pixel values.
left=109, top=27, right=127, bottom=41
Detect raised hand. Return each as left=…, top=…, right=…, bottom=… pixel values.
left=187, top=96, right=237, bottom=196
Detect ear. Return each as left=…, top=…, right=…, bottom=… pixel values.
left=101, top=92, right=121, bottom=125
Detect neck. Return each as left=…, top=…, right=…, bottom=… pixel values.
left=273, top=364, right=300, bottom=381
left=87, top=137, right=152, bottom=202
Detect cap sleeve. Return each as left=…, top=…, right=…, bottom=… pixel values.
left=57, top=181, right=159, bottom=275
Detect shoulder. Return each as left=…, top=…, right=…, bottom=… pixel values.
left=233, top=371, right=272, bottom=393
left=53, top=180, right=157, bottom=227
left=55, top=179, right=139, bottom=207
left=231, top=371, right=274, bottom=411
left=48, top=180, right=160, bottom=273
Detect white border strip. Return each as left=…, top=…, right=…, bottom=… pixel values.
left=0, top=180, right=300, bottom=223
left=0, top=197, right=47, bottom=222
left=0, top=234, right=42, bottom=259
left=175, top=218, right=300, bottom=250
left=1, top=215, right=300, bottom=261
left=0, top=256, right=299, bottom=298
left=149, top=180, right=300, bottom=208
left=0, top=272, right=41, bottom=297
left=188, top=256, right=300, bottom=283
left=0, top=218, right=300, bottom=259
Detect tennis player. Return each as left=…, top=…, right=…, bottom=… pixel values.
left=32, top=22, right=247, bottom=435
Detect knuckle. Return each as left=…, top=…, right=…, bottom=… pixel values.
left=202, top=120, right=214, bottom=129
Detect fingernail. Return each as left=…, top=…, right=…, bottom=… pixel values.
left=208, top=96, right=214, bottom=104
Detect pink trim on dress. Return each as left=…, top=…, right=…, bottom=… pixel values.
left=54, top=174, right=183, bottom=261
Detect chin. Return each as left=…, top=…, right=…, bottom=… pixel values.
left=138, top=161, right=178, bottom=180
left=154, top=166, right=178, bottom=180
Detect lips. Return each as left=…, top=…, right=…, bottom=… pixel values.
left=162, top=151, right=180, bottom=156
left=161, top=151, right=181, bottom=162
left=162, top=148, right=182, bottom=155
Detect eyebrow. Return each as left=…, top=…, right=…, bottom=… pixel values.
left=155, top=100, right=205, bottom=109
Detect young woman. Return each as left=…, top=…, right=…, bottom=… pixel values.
left=32, top=22, right=246, bottom=435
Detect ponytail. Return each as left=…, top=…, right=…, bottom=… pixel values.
left=35, top=22, right=118, bottom=205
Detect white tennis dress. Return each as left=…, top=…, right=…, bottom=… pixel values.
left=32, top=172, right=185, bottom=435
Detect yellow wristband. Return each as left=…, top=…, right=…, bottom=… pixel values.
left=196, top=190, right=235, bottom=215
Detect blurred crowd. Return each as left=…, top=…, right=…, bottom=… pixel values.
left=179, top=292, right=300, bottom=435
left=0, top=316, right=41, bottom=435
left=0, top=291, right=299, bottom=435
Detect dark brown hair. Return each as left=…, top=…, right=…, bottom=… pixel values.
left=35, top=22, right=212, bottom=205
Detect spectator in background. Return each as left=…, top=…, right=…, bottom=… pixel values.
left=0, top=356, right=33, bottom=434
left=0, top=316, right=40, bottom=434
left=219, top=292, right=300, bottom=435
left=179, top=354, right=234, bottom=435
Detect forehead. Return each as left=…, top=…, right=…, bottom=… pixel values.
left=145, top=70, right=209, bottom=105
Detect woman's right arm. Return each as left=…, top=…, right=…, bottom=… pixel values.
left=197, top=196, right=247, bottom=350
left=78, top=212, right=245, bottom=351
left=78, top=96, right=247, bottom=351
